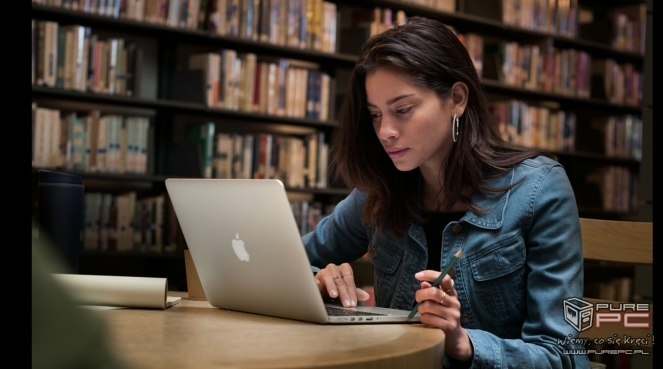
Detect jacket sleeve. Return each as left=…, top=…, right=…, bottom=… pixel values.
left=454, top=165, right=590, bottom=369
left=302, top=189, right=371, bottom=268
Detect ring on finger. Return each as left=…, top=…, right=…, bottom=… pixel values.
left=333, top=275, right=342, bottom=280
left=439, top=291, right=447, bottom=306
left=341, top=273, right=353, bottom=278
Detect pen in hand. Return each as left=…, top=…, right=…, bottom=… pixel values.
left=408, top=249, right=463, bottom=319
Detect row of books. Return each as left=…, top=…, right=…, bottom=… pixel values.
left=185, top=123, right=329, bottom=189
left=590, top=115, right=643, bottom=161
left=489, top=99, right=643, bottom=160
left=399, top=0, right=455, bottom=13
left=341, top=0, right=578, bottom=43
left=34, top=0, right=126, bottom=18
left=32, top=104, right=151, bottom=174
left=337, top=6, right=403, bottom=55
left=500, top=0, right=578, bottom=37
left=457, top=33, right=484, bottom=78
left=487, top=99, right=576, bottom=152
left=342, top=5, right=479, bottom=80
left=183, top=50, right=331, bottom=121
left=82, top=190, right=333, bottom=253
left=488, top=0, right=645, bottom=52
left=493, top=42, right=592, bottom=99
left=32, top=18, right=335, bottom=121
left=33, top=0, right=339, bottom=54
left=83, top=191, right=166, bottom=252
left=32, top=20, right=140, bottom=96
left=33, top=6, right=644, bottom=112
left=290, top=200, right=334, bottom=235
left=31, top=101, right=334, bottom=187
left=593, top=59, right=643, bottom=107
left=339, top=7, right=640, bottom=106
left=580, top=3, right=647, bottom=56
left=490, top=41, right=642, bottom=106
left=338, top=7, right=485, bottom=74
left=585, top=166, right=639, bottom=213
left=610, top=4, right=647, bottom=55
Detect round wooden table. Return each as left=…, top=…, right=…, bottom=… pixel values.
left=98, top=299, right=445, bottom=369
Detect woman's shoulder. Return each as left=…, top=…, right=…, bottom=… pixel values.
left=348, top=187, right=367, bottom=200
left=511, top=155, right=572, bottom=191
left=511, top=155, right=566, bottom=178
left=492, top=155, right=568, bottom=190
left=518, top=154, right=562, bottom=169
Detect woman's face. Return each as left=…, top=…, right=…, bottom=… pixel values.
left=365, top=67, right=455, bottom=176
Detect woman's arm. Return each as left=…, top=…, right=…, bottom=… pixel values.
left=302, top=189, right=371, bottom=267
left=460, top=165, right=590, bottom=369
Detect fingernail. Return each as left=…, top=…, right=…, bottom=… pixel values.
left=330, top=290, right=337, bottom=298
left=415, top=272, right=423, bottom=278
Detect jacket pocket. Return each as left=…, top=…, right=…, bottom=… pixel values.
left=469, top=233, right=526, bottom=281
left=465, top=232, right=527, bottom=335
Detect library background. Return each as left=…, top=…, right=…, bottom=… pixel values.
left=32, top=0, right=652, bottom=368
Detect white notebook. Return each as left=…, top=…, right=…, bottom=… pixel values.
left=53, top=274, right=181, bottom=309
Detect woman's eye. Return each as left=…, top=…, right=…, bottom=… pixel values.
left=369, top=112, right=382, bottom=121
left=396, top=107, right=412, bottom=115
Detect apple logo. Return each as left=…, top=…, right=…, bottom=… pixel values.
left=232, top=233, right=250, bottom=262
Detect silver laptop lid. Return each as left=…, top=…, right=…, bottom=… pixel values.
left=165, top=178, right=329, bottom=323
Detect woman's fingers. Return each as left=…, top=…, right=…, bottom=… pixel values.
left=335, top=263, right=358, bottom=306
left=415, top=270, right=455, bottom=295
left=316, top=263, right=358, bottom=307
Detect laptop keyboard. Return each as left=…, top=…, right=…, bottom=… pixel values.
left=325, top=305, right=387, bottom=316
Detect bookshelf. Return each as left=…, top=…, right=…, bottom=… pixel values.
left=32, top=0, right=650, bottom=296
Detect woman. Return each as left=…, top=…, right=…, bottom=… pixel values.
left=302, top=16, right=589, bottom=369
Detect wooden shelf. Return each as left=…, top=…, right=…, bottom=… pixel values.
left=481, top=79, right=642, bottom=115
left=32, top=86, right=338, bottom=130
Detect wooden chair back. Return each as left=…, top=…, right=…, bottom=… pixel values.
left=577, top=218, right=653, bottom=348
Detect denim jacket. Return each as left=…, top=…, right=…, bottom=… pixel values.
left=302, top=156, right=590, bottom=369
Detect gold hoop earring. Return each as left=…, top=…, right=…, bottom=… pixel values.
left=452, top=114, right=460, bottom=143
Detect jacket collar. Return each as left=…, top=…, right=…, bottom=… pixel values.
left=462, top=168, right=514, bottom=230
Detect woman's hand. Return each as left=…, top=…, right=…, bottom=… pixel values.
left=414, top=270, right=473, bottom=362
left=314, top=263, right=370, bottom=307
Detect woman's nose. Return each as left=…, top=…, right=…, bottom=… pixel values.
left=377, top=117, right=399, bottom=142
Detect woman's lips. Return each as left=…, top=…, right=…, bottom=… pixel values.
left=387, top=148, right=408, bottom=159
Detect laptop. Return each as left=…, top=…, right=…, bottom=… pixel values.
left=165, top=178, right=419, bottom=324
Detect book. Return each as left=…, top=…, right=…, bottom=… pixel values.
left=52, top=274, right=181, bottom=309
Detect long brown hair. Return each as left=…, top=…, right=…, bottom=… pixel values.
left=331, top=16, right=545, bottom=237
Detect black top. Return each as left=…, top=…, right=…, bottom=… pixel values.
left=422, top=212, right=464, bottom=271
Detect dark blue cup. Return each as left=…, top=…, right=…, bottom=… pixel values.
left=37, top=170, right=85, bottom=273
